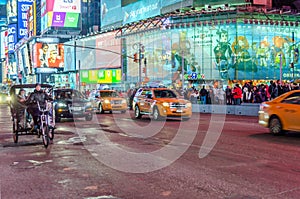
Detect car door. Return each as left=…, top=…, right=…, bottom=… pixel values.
left=279, top=92, right=300, bottom=131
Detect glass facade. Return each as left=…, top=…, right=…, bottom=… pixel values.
left=125, top=21, right=300, bottom=85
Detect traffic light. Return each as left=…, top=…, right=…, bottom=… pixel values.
left=133, top=53, right=138, bottom=63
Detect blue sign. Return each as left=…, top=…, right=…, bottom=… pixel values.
left=0, top=0, right=7, bottom=5
left=122, top=0, right=161, bottom=25
left=17, top=0, right=33, bottom=39
left=191, top=72, right=197, bottom=79
left=101, top=0, right=122, bottom=28
left=7, top=23, right=17, bottom=53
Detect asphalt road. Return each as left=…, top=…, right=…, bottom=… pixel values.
left=0, top=104, right=300, bottom=199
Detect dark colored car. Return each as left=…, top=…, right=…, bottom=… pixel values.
left=53, top=88, right=93, bottom=122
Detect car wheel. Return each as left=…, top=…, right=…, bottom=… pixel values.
left=152, top=107, right=162, bottom=121
left=121, top=110, right=126, bottom=114
left=55, top=116, right=61, bottom=123
left=135, top=105, right=142, bottom=119
left=85, top=114, right=93, bottom=121
left=269, top=117, right=284, bottom=135
left=98, top=104, right=104, bottom=114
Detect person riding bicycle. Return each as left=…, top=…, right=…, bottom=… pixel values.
left=26, top=83, right=53, bottom=132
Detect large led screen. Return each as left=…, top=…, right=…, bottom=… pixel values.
left=0, top=0, right=7, bottom=5
left=122, top=0, right=160, bottom=25
left=41, top=0, right=81, bottom=31
left=95, top=32, right=121, bottom=69
left=101, top=0, right=122, bottom=29
left=34, top=43, right=64, bottom=68
left=80, top=69, right=122, bottom=84
left=193, top=0, right=247, bottom=7
left=125, top=23, right=300, bottom=81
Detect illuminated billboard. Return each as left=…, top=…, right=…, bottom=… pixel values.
left=95, top=32, right=121, bottom=69
left=122, top=0, right=160, bottom=25
left=7, top=0, right=17, bottom=24
left=41, top=0, right=81, bottom=32
left=80, top=69, right=122, bottom=84
left=34, top=43, right=64, bottom=68
left=193, top=0, right=248, bottom=7
left=7, top=23, right=17, bottom=53
left=0, top=0, right=7, bottom=5
left=101, top=0, right=122, bottom=29
left=27, top=2, right=36, bottom=37
left=125, top=22, right=300, bottom=81
left=17, top=0, right=33, bottom=39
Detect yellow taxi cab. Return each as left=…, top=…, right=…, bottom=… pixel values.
left=133, top=87, right=192, bottom=121
left=90, top=90, right=127, bottom=113
left=258, top=90, right=300, bottom=135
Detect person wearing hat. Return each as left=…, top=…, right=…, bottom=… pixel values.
left=26, top=83, right=52, bottom=132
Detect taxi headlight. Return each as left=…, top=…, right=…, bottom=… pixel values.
left=7, top=96, right=11, bottom=101
left=104, top=99, right=110, bottom=104
left=57, top=103, right=67, bottom=107
left=122, top=99, right=127, bottom=104
left=162, top=102, right=170, bottom=107
left=185, top=103, right=192, bottom=108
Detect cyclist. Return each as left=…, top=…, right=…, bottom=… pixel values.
left=26, top=83, right=53, bottom=132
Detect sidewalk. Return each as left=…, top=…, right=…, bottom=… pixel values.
left=192, top=103, right=260, bottom=116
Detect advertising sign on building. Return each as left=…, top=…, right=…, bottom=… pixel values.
left=0, top=30, right=6, bottom=59
left=33, top=42, right=64, bottom=68
left=80, top=69, right=122, bottom=84
left=27, top=2, right=36, bottom=37
left=122, top=0, right=160, bottom=25
left=96, top=31, right=121, bottom=69
left=7, top=0, right=17, bottom=23
left=17, top=0, right=33, bottom=39
left=7, top=23, right=17, bottom=53
left=101, top=0, right=122, bottom=29
left=41, top=0, right=81, bottom=30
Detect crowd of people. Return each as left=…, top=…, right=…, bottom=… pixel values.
left=184, top=80, right=300, bottom=105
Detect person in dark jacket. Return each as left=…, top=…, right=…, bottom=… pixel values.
left=26, top=83, right=52, bottom=131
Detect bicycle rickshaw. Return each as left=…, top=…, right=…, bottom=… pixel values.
left=9, top=84, right=55, bottom=148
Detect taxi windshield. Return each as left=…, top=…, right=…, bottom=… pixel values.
left=154, top=90, right=177, bottom=98
left=100, top=91, right=119, bottom=97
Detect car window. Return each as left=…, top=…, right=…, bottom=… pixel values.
left=281, top=92, right=300, bottom=105
left=154, top=90, right=177, bottom=98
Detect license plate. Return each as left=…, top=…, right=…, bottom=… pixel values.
left=176, top=109, right=183, bottom=113
left=70, top=107, right=81, bottom=111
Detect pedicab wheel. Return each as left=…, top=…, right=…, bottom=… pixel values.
left=48, top=127, right=54, bottom=140
left=12, top=118, right=18, bottom=143
left=42, top=126, right=50, bottom=148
